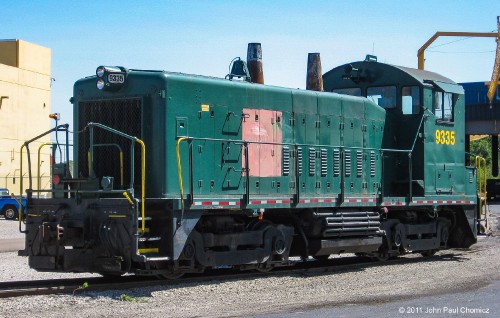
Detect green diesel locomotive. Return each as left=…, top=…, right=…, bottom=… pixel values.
left=19, top=54, right=478, bottom=277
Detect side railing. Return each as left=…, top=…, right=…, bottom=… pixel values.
left=19, top=124, right=70, bottom=232
left=87, top=123, right=146, bottom=233
left=174, top=135, right=424, bottom=209
left=19, top=123, right=147, bottom=233
left=37, top=142, right=57, bottom=198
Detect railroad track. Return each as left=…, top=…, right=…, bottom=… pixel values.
left=0, top=251, right=477, bottom=299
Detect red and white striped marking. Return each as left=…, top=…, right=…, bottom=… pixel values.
left=249, top=199, right=292, bottom=205
left=412, top=200, right=475, bottom=205
left=343, top=198, right=377, bottom=203
left=192, top=201, right=241, bottom=207
left=298, top=198, right=336, bottom=204
left=381, top=201, right=406, bottom=206
left=190, top=198, right=475, bottom=208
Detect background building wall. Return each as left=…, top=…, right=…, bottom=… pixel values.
left=0, top=39, right=52, bottom=194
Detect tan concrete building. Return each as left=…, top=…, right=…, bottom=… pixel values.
left=0, top=39, right=52, bottom=194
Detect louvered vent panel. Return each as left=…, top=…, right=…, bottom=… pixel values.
left=370, top=151, right=376, bottom=177
left=321, top=148, right=327, bottom=177
left=356, top=150, right=363, bottom=177
left=333, top=148, right=340, bottom=177
left=282, top=147, right=290, bottom=176
left=345, top=151, right=351, bottom=177
left=297, top=148, right=303, bottom=176
left=309, top=148, right=316, bottom=176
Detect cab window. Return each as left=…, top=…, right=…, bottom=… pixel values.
left=332, top=88, right=361, bottom=96
left=367, top=86, right=396, bottom=109
left=402, top=86, right=420, bottom=115
left=434, top=91, right=456, bottom=122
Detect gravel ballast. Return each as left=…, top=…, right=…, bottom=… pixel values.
left=0, top=208, right=499, bottom=318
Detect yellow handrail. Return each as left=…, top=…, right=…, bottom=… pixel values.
left=176, top=137, right=188, bottom=208
left=119, top=151, right=124, bottom=188
left=38, top=143, right=56, bottom=197
left=135, top=138, right=146, bottom=233
left=18, top=144, right=26, bottom=230
left=475, top=156, right=489, bottom=233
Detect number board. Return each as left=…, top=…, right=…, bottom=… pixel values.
left=108, top=73, right=125, bottom=84
left=435, top=129, right=455, bottom=145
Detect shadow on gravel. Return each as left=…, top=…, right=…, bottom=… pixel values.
left=75, top=251, right=476, bottom=301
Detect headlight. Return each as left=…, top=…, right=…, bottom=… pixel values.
left=96, top=66, right=106, bottom=78
left=95, top=66, right=128, bottom=91
left=97, top=78, right=105, bottom=90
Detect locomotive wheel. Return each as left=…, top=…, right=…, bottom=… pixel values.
left=393, top=224, right=405, bottom=247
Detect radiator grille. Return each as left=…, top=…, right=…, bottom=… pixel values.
left=77, top=98, right=142, bottom=192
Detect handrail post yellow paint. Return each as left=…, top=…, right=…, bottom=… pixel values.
left=176, top=137, right=188, bottom=208
left=122, top=191, right=134, bottom=205
left=135, top=138, right=146, bottom=233
left=119, top=151, right=124, bottom=188
left=18, top=144, right=25, bottom=231
left=37, top=142, right=56, bottom=198
left=87, top=151, right=91, bottom=177
left=475, top=156, right=489, bottom=233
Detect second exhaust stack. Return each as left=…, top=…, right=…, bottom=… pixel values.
left=247, top=43, right=264, bottom=84
left=306, top=53, right=324, bottom=91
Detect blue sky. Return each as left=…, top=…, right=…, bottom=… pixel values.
left=2, top=0, right=500, bottom=130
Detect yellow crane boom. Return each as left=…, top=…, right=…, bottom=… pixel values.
left=487, top=16, right=500, bottom=105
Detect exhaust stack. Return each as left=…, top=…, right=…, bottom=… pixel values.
left=247, top=43, right=264, bottom=84
left=306, top=53, right=324, bottom=91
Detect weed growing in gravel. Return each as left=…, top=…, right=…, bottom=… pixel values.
left=120, top=294, right=148, bottom=303
left=73, top=282, right=89, bottom=295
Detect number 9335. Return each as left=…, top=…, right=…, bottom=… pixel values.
left=435, top=129, right=455, bottom=145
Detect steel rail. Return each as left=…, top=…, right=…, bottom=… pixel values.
left=0, top=249, right=479, bottom=299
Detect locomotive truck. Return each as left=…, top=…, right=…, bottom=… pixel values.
left=18, top=53, right=478, bottom=278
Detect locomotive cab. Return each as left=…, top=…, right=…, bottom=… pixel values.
left=324, top=56, right=477, bottom=248
left=324, top=56, right=467, bottom=197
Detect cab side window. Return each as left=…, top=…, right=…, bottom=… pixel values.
left=402, top=86, right=420, bottom=115
left=434, top=91, right=456, bottom=122
left=367, top=86, right=396, bottom=109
